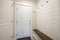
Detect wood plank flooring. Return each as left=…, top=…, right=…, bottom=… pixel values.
left=33, top=29, right=53, bottom=40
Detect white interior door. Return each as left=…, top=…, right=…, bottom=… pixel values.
left=0, top=0, right=14, bottom=40
left=16, top=5, right=32, bottom=39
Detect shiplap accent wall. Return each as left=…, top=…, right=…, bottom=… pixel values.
left=36, top=0, right=60, bottom=40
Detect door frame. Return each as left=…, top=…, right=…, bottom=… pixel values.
left=13, top=1, right=33, bottom=40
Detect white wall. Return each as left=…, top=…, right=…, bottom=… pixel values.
left=15, top=0, right=37, bottom=29
left=0, top=0, right=14, bottom=40
left=36, top=0, right=60, bottom=40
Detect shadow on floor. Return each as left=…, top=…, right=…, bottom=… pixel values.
left=17, top=37, right=31, bottom=40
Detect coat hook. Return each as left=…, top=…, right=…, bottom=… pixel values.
left=46, top=1, right=48, bottom=3
left=42, top=4, right=43, bottom=6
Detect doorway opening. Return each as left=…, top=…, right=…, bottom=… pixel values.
left=14, top=0, right=37, bottom=40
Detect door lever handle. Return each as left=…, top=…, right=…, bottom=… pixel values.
left=16, top=21, right=18, bottom=23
